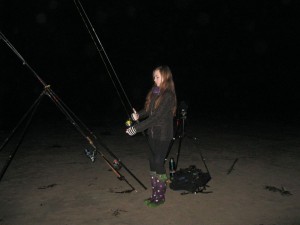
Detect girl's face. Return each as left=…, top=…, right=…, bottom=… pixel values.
left=153, top=70, right=162, bottom=87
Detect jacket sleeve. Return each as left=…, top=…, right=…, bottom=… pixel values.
left=138, top=109, right=149, bottom=120
left=134, top=92, right=173, bottom=133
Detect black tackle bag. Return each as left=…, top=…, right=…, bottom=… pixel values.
left=169, top=165, right=211, bottom=193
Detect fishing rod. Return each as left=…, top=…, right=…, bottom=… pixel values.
left=73, top=0, right=153, bottom=150
left=73, top=0, right=133, bottom=119
left=0, top=31, right=145, bottom=191
left=73, top=0, right=156, bottom=129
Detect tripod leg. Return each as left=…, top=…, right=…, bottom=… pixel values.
left=164, top=117, right=182, bottom=164
left=175, top=136, right=183, bottom=170
left=190, top=136, right=211, bottom=175
left=0, top=91, right=45, bottom=153
left=164, top=138, right=175, bottom=165
left=0, top=91, right=44, bottom=182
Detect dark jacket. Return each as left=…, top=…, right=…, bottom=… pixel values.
left=134, top=90, right=176, bottom=141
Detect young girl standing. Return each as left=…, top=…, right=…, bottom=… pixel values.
left=126, top=65, right=177, bottom=207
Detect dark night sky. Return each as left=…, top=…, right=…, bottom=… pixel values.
left=0, top=0, right=299, bottom=127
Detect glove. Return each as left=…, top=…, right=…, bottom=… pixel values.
left=126, top=126, right=137, bottom=136
left=131, top=108, right=139, bottom=121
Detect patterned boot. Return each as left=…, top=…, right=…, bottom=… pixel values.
left=147, top=174, right=168, bottom=208
left=143, top=171, right=157, bottom=205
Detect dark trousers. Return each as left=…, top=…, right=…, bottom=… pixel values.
left=148, top=138, right=170, bottom=174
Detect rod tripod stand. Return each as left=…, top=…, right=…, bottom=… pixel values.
left=164, top=108, right=187, bottom=170
left=0, top=31, right=147, bottom=192
left=164, top=106, right=212, bottom=194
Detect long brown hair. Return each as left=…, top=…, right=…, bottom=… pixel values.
left=144, top=65, right=177, bottom=115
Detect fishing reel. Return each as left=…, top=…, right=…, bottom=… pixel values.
left=112, top=159, right=122, bottom=170
left=125, top=118, right=133, bottom=127
left=85, top=148, right=96, bottom=162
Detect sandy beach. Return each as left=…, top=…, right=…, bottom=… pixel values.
left=0, top=117, right=299, bottom=225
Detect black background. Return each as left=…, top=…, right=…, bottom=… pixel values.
left=0, top=0, right=299, bottom=128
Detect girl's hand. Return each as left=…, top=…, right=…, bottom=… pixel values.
left=131, top=108, right=139, bottom=121
left=126, top=126, right=137, bottom=136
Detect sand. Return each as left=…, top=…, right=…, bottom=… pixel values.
left=0, top=118, right=300, bottom=225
